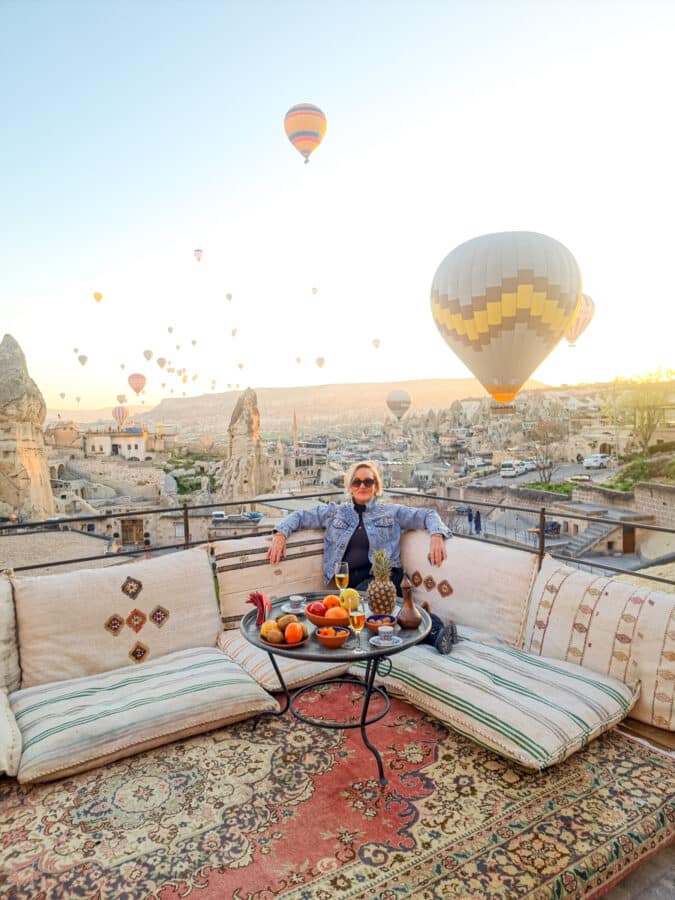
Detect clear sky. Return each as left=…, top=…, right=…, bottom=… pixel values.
left=2, top=0, right=673, bottom=412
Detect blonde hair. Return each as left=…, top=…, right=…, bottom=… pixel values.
left=343, top=460, right=383, bottom=497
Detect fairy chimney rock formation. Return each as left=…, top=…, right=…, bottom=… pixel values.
left=214, top=388, right=275, bottom=499
left=0, top=334, right=55, bottom=519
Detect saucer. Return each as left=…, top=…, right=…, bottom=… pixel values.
left=281, top=603, right=305, bottom=615
left=369, top=635, right=403, bottom=648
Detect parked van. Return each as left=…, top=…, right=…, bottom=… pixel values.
left=583, top=455, right=608, bottom=469
left=499, top=460, right=519, bottom=478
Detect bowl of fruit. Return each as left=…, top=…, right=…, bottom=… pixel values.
left=259, top=614, right=309, bottom=648
left=366, top=614, right=397, bottom=634
left=305, top=596, right=351, bottom=628
left=314, top=625, right=351, bottom=649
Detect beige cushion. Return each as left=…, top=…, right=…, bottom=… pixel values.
left=0, top=690, right=21, bottom=777
left=10, top=647, right=278, bottom=783
left=212, top=530, right=325, bottom=630
left=524, top=554, right=675, bottom=730
left=12, top=549, right=221, bottom=688
left=217, top=629, right=350, bottom=691
left=400, top=532, right=538, bottom=646
left=350, top=639, right=638, bottom=770
left=0, top=574, right=20, bottom=692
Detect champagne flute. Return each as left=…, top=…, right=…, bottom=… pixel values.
left=350, top=600, right=366, bottom=653
left=334, top=562, right=349, bottom=591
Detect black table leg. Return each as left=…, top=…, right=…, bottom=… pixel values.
left=254, top=652, right=290, bottom=726
left=360, top=659, right=387, bottom=785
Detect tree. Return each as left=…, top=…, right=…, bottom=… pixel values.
left=620, top=371, right=674, bottom=454
left=525, top=402, right=569, bottom=484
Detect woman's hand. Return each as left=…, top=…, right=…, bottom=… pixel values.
left=267, top=532, right=286, bottom=564
left=428, top=533, right=447, bottom=567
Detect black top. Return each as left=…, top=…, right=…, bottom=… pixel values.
left=342, top=502, right=370, bottom=586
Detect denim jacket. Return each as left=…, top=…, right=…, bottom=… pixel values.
left=274, top=499, right=451, bottom=585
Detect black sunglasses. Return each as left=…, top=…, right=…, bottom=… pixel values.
left=351, top=477, right=376, bottom=487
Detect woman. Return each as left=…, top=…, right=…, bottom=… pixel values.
left=267, top=460, right=450, bottom=592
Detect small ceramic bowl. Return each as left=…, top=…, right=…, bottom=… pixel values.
left=314, top=625, right=351, bottom=649
left=366, top=614, right=397, bottom=634
left=306, top=608, right=350, bottom=628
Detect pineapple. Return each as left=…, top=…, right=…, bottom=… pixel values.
left=366, top=550, right=397, bottom=615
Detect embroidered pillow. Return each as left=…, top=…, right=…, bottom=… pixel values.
left=524, top=554, right=675, bottom=730
left=400, top=532, right=538, bottom=647
left=13, top=549, right=221, bottom=688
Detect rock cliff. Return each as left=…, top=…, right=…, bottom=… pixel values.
left=212, top=388, right=276, bottom=500
left=0, top=335, right=55, bottom=520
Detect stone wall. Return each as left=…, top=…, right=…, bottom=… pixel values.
left=571, top=482, right=675, bottom=528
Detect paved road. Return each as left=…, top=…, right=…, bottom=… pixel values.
left=475, top=461, right=616, bottom=488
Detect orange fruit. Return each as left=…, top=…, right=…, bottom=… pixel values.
left=323, top=595, right=340, bottom=609
left=284, top=622, right=305, bottom=644
left=318, top=627, right=336, bottom=636
left=325, top=607, right=349, bottom=622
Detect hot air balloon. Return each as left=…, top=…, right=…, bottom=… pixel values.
left=167, top=367, right=175, bottom=374
left=386, top=388, right=411, bottom=420
left=565, top=293, right=595, bottom=347
left=73, top=347, right=78, bottom=353
left=112, top=406, right=130, bottom=429
left=312, top=287, right=318, bottom=295
left=191, top=374, right=198, bottom=381
left=176, top=344, right=180, bottom=351
left=182, top=375, right=188, bottom=384
left=238, top=362, right=244, bottom=370
left=372, top=339, right=381, bottom=349
left=128, top=373, right=146, bottom=396
left=226, top=293, right=232, bottom=301
left=93, top=292, right=103, bottom=302
left=59, top=392, right=66, bottom=400
left=120, top=363, right=125, bottom=370
left=315, top=356, right=325, bottom=368
left=284, top=103, right=327, bottom=164
left=116, top=393, right=127, bottom=404
left=231, top=329, right=237, bottom=337
left=430, top=231, right=582, bottom=404
left=161, top=382, right=166, bottom=389
left=168, top=326, right=173, bottom=333
left=194, top=249, right=203, bottom=261
left=156, top=357, right=167, bottom=369
left=75, top=396, right=81, bottom=403
left=191, top=339, right=197, bottom=346
left=78, top=355, right=88, bottom=366
left=296, top=356, right=301, bottom=364
left=202, top=435, right=213, bottom=448
left=143, top=350, right=153, bottom=361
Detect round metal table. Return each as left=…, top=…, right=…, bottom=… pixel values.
left=240, top=593, right=431, bottom=784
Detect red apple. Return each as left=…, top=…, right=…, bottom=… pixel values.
left=307, top=601, right=327, bottom=616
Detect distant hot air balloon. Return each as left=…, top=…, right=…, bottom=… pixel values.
left=202, top=435, right=213, bottom=448
left=191, top=374, right=198, bottom=381
left=161, top=382, right=166, bottom=389
left=284, top=103, right=327, bottom=164
left=565, top=293, right=595, bottom=347
left=116, top=393, right=127, bottom=404
left=120, top=363, right=125, bottom=370
left=231, top=329, right=237, bottom=337
left=167, top=367, right=175, bottom=374
left=372, top=339, right=381, bottom=349
left=128, top=373, right=146, bottom=396
left=112, top=406, right=130, bottom=429
left=176, top=344, right=180, bottom=351
left=168, top=326, right=173, bottom=333
left=93, top=292, right=103, bottom=302
left=75, top=396, right=81, bottom=403
left=73, top=347, right=78, bottom=353
left=386, top=388, right=411, bottom=420
left=191, top=339, right=197, bottom=346
left=226, top=293, right=232, bottom=301
left=194, top=249, right=203, bottom=261
left=78, top=355, right=88, bottom=366
left=238, top=362, right=244, bottom=369
left=296, top=356, right=301, bottom=364
left=59, top=392, right=66, bottom=400
left=143, top=350, right=153, bottom=361
left=312, top=287, right=318, bottom=295
left=315, top=356, right=325, bottom=369
left=182, top=375, right=188, bottom=384
left=430, top=231, right=582, bottom=404
left=156, top=357, right=167, bottom=369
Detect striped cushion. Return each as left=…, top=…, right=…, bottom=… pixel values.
left=217, top=630, right=350, bottom=691
left=350, top=640, right=639, bottom=770
left=10, top=647, right=278, bottom=783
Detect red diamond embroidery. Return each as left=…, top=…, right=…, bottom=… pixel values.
left=129, top=642, right=149, bottom=663
left=126, top=609, right=147, bottom=633
left=149, top=605, right=170, bottom=628
left=104, top=614, right=125, bottom=636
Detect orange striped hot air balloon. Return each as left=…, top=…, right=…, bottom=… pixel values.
left=112, top=406, right=130, bottom=429
left=284, top=103, right=327, bottom=164
left=565, top=293, right=595, bottom=347
left=128, top=373, right=146, bottom=396
left=430, top=231, right=582, bottom=404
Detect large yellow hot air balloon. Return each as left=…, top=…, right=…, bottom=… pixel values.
left=284, top=103, right=327, bottom=164
left=565, top=293, right=595, bottom=347
left=386, top=388, right=411, bottom=420
left=430, top=231, right=582, bottom=404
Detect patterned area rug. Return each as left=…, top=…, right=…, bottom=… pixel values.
left=1, top=682, right=673, bottom=899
